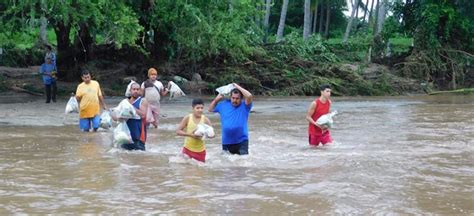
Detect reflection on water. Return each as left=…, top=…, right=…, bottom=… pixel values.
left=0, top=95, right=473, bottom=214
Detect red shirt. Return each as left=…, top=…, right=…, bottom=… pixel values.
left=308, top=98, right=331, bottom=135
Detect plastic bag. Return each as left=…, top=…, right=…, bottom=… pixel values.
left=194, top=123, right=215, bottom=139
left=216, top=83, right=235, bottom=96
left=124, top=80, right=137, bottom=97
left=315, top=110, right=338, bottom=128
left=65, top=96, right=79, bottom=114
left=99, top=110, right=113, bottom=129
left=111, top=99, right=138, bottom=120
left=168, top=81, right=186, bottom=99
left=113, top=122, right=132, bottom=147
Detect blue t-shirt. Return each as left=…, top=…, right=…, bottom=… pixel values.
left=39, top=63, right=56, bottom=85
left=214, top=99, right=252, bottom=145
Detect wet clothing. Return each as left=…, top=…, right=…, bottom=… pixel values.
left=309, top=132, right=333, bottom=145
left=126, top=97, right=147, bottom=145
left=142, top=80, right=162, bottom=125
left=222, top=140, right=249, bottom=155
left=76, top=80, right=103, bottom=119
left=79, top=115, right=101, bottom=132
left=182, top=147, right=206, bottom=162
left=213, top=100, right=252, bottom=145
left=184, top=114, right=206, bottom=152
left=308, top=98, right=332, bottom=145
left=308, top=98, right=331, bottom=136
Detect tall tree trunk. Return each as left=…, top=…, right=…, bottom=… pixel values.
left=75, top=22, right=94, bottom=63
left=362, top=0, right=369, bottom=22
left=368, top=0, right=375, bottom=27
left=53, top=21, right=74, bottom=78
left=303, top=0, right=311, bottom=40
left=39, top=0, right=48, bottom=45
left=375, top=0, right=386, bottom=36
left=263, top=0, right=272, bottom=43
left=312, top=1, right=319, bottom=33
left=354, top=0, right=359, bottom=19
left=343, top=0, right=359, bottom=43
left=276, top=0, right=289, bottom=42
left=318, top=3, right=324, bottom=33
left=373, top=0, right=380, bottom=35
left=324, top=1, right=331, bottom=38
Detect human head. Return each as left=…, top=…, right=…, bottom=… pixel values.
left=45, top=56, right=52, bottom=64
left=192, top=98, right=204, bottom=117
left=45, top=44, right=52, bottom=51
left=148, top=68, right=158, bottom=81
left=319, top=84, right=331, bottom=99
left=230, top=89, right=243, bottom=107
left=144, top=79, right=154, bottom=88
left=129, top=82, right=141, bottom=99
left=81, top=69, right=92, bottom=84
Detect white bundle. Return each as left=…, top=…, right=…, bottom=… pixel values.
left=65, top=96, right=79, bottom=114
left=124, top=80, right=137, bottom=97
left=111, top=99, right=138, bottom=120
left=194, top=123, right=215, bottom=139
left=215, top=83, right=235, bottom=96
left=316, top=110, right=338, bottom=128
left=168, top=81, right=186, bottom=99
left=113, top=122, right=132, bottom=147
left=99, top=110, right=113, bottom=129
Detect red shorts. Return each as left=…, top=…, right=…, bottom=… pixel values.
left=182, top=147, right=206, bottom=162
left=309, top=131, right=333, bottom=146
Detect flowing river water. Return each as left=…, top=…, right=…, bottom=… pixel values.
left=0, top=95, right=473, bottom=214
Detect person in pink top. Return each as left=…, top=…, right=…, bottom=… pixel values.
left=306, top=84, right=333, bottom=146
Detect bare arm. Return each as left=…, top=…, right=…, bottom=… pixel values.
left=176, top=116, right=201, bottom=139
left=99, top=95, right=107, bottom=110
left=306, top=101, right=327, bottom=130
left=208, top=94, right=224, bottom=112
left=136, top=98, right=148, bottom=118
left=233, top=83, right=253, bottom=105
left=306, top=101, right=318, bottom=126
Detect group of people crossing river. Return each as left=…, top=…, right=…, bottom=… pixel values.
left=67, top=67, right=334, bottom=163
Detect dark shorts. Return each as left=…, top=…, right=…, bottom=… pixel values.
left=222, top=140, right=248, bottom=155
left=121, top=140, right=146, bottom=151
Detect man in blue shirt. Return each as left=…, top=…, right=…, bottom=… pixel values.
left=208, top=83, right=253, bottom=155
left=39, top=56, right=57, bottom=103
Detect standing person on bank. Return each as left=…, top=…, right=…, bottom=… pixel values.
left=75, top=70, right=107, bottom=132
left=39, top=56, right=57, bottom=103
left=306, top=84, right=333, bottom=146
left=208, top=83, right=253, bottom=155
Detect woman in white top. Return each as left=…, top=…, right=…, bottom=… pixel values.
left=141, top=68, right=169, bottom=128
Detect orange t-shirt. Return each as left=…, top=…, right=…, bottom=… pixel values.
left=308, top=98, right=331, bottom=136
left=76, top=80, right=102, bottom=118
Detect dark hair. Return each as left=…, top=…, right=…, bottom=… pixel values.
left=319, top=84, right=331, bottom=91
left=231, top=88, right=243, bottom=98
left=192, top=98, right=204, bottom=107
left=45, top=44, right=52, bottom=50
left=81, top=69, right=91, bottom=77
left=144, top=79, right=154, bottom=88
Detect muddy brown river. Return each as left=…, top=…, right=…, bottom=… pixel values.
left=0, top=95, right=473, bottom=214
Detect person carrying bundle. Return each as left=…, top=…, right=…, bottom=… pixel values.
left=75, top=70, right=107, bottom=132
left=306, top=84, right=334, bottom=146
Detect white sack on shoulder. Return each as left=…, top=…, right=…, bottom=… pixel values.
left=111, top=99, right=138, bottom=120
left=215, top=84, right=235, bottom=96
left=125, top=80, right=137, bottom=97
left=168, top=81, right=186, bottom=99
